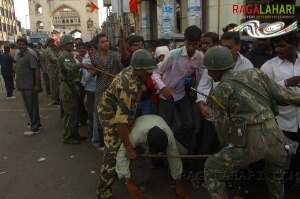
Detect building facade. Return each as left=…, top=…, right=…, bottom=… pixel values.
left=116, top=0, right=298, bottom=40
left=135, top=0, right=245, bottom=39
left=28, top=0, right=100, bottom=41
left=0, top=0, right=19, bottom=43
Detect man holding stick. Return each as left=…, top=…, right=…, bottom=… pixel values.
left=87, top=33, right=123, bottom=148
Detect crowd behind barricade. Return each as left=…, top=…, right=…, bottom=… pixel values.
left=1, top=23, right=300, bottom=199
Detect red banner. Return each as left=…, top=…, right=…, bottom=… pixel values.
left=130, top=0, right=138, bottom=16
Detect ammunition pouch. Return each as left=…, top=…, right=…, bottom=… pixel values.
left=228, top=117, right=247, bottom=147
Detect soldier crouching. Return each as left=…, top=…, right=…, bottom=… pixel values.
left=202, top=46, right=299, bottom=199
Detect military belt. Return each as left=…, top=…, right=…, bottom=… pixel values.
left=246, top=118, right=275, bottom=128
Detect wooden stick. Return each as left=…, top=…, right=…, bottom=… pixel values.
left=140, top=154, right=209, bottom=159
left=87, top=66, right=116, bottom=78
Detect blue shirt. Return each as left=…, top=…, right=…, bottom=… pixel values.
left=81, top=54, right=96, bottom=92
left=0, top=53, right=14, bottom=75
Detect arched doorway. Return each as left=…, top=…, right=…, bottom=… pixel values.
left=35, top=3, right=43, bottom=15
left=52, top=5, right=81, bottom=35
left=36, top=20, right=44, bottom=31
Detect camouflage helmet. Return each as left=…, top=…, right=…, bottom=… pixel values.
left=203, top=46, right=235, bottom=70
left=60, top=35, right=74, bottom=46
left=130, top=49, right=156, bottom=72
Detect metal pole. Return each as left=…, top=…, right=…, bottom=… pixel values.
left=217, top=0, right=220, bottom=35
left=119, top=0, right=124, bottom=26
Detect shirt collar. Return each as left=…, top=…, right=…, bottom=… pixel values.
left=277, top=52, right=300, bottom=65
left=233, top=53, right=241, bottom=69
left=181, top=46, right=200, bottom=60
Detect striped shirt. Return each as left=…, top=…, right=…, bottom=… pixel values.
left=93, top=51, right=123, bottom=98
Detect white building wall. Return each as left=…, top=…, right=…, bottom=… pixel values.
left=139, top=0, right=151, bottom=40
left=206, top=0, right=244, bottom=34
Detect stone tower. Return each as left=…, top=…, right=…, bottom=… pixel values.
left=28, top=0, right=99, bottom=41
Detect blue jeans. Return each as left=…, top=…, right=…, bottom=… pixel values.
left=1, top=72, right=14, bottom=97
left=136, top=99, right=152, bottom=116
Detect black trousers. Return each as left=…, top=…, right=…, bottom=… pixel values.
left=158, top=95, right=194, bottom=148
left=20, top=89, right=41, bottom=131
left=42, top=73, right=51, bottom=95
left=283, top=130, right=300, bottom=192
left=2, top=73, right=14, bottom=97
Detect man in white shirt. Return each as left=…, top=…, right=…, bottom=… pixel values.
left=197, top=32, right=253, bottom=115
left=195, top=32, right=253, bottom=170
left=116, top=115, right=188, bottom=199
left=151, top=25, right=203, bottom=149
left=260, top=31, right=300, bottom=191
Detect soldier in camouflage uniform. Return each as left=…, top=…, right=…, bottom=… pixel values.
left=58, top=35, right=84, bottom=144
left=203, top=46, right=300, bottom=199
left=37, top=43, right=51, bottom=96
left=96, top=49, right=156, bottom=199
left=45, top=38, right=60, bottom=105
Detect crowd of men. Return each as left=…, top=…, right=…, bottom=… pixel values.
left=1, top=23, right=300, bottom=199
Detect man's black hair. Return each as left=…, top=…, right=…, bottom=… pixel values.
left=202, top=32, right=219, bottom=44
left=17, top=38, right=28, bottom=45
left=271, top=31, right=298, bottom=47
left=184, top=25, right=202, bottom=42
left=86, top=42, right=98, bottom=49
left=223, top=23, right=238, bottom=33
left=76, top=42, right=87, bottom=49
left=126, top=35, right=144, bottom=47
left=147, top=126, right=168, bottom=154
left=96, top=33, right=108, bottom=42
left=221, top=31, right=241, bottom=44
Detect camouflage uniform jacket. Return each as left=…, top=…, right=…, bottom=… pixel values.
left=98, top=66, right=144, bottom=126
left=211, top=68, right=300, bottom=146
left=37, top=48, right=46, bottom=73
left=45, top=47, right=58, bottom=74
left=58, top=50, right=81, bottom=90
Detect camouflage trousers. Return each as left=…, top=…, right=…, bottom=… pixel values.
left=204, top=119, right=291, bottom=199
left=97, top=124, right=121, bottom=199
left=60, top=83, right=79, bottom=141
